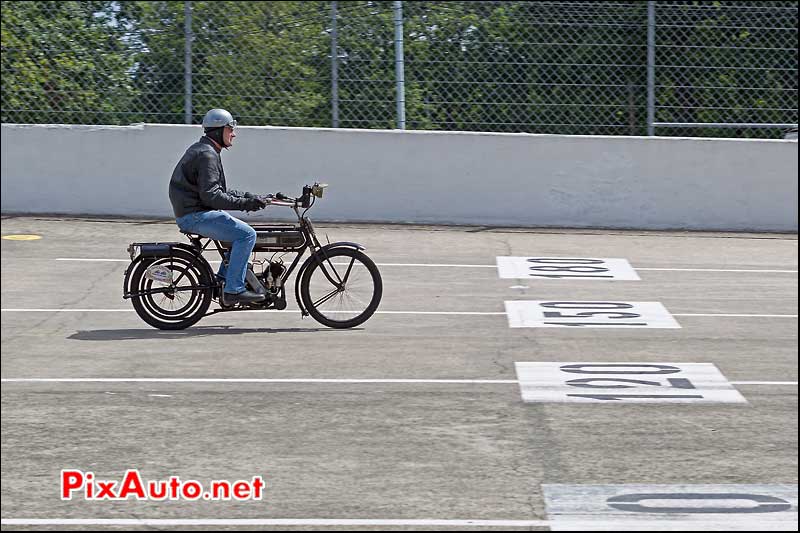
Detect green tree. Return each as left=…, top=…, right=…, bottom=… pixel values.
left=1, top=1, right=136, bottom=124
left=2, top=1, right=796, bottom=136
left=115, top=1, right=331, bottom=125
left=654, top=0, right=798, bottom=138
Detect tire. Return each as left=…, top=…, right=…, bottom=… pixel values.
left=300, top=247, right=382, bottom=328
left=129, top=249, right=213, bottom=330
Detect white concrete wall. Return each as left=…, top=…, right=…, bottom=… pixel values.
left=1, top=123, right=797, bottom=231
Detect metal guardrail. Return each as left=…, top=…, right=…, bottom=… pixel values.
left=654, top=122, right=798, bottom=129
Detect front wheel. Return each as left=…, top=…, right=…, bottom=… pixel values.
left=300, top=247, right=382, bottom=328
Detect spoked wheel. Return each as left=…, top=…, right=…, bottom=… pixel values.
left=300, top=247, right=382, bottom=328
left=129, top=249, right=213, bottom=330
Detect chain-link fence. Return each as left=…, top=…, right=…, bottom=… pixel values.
left=2, top=1, right=797, bottom=137
left=653, top=1, right=798, bottom=137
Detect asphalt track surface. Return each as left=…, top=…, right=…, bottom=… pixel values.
left=1, top=216, right=797, bottom=531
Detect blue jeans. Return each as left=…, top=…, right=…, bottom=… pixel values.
left=175, top=210, right=256, bottom=294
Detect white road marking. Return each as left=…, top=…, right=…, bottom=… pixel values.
left=731, top=381, right=798, bottom=385
left=372, top=263, right=498, bottom=268
left=505, top=301, right=682, bottom=328
left=636, top=268, right=798, bottom=273
left=543, top=484, right=798, bottom=531
left=54, top=258, right=495, bottom=268
left=497, top=256, right=641, bottom=280
left=3, top=517, right=795, bottom=529
left=2, top=309, right=136, bottom=312
left=362, top=311, right=509, bottom=315
left=56, top=258, right=129, bottom=262
left=1, top=378, right=795, bottom=386
left=0, top=519, right=549, bottom=528
left=2, top=308, right=796, bottom=318
left=0, top=378, right=519, bottom=384
left=0, top=309, right=507, bottom=315
left=515, top=362, right=747, bottom=404
left=673, top=313, right=799, bottom=318
left=53, top=258, right=799, bottom=273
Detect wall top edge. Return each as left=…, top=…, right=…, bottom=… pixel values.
left=1, top=122, right=796, bottom=143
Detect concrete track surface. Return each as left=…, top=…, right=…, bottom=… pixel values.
left=1, top=216, right=797, bottom=531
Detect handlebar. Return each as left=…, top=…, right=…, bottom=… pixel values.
left=256, top=182, right=328, bottom=209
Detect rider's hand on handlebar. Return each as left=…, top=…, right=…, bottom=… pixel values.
left=244, top=196, right=268, bottom=211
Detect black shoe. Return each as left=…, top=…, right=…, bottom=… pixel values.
left=222, top=290, right=266, bottom=305
left=214, top=276, right=225, bottom=299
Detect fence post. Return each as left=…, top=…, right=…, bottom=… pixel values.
left=646, top=0, right=656, bottom=136
left=331, top=1, right=339, bottom=128
left=393, top=1, right=406, bottom=129
left=184, top=1, right=193, bottom=124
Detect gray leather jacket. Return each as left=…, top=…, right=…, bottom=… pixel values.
left=168, top=136, right=254, bottom=218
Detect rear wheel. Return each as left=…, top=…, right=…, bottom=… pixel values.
left=129, top=249, right=213, bottom=330
left=300, top=247, right=382, bottom=328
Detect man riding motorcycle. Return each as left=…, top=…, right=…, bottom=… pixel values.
left=168, top=108, right=267, bottom=304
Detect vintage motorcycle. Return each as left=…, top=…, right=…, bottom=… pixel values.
left=123, top=183, right=382, bottom=330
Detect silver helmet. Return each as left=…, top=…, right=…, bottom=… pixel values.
left=202, top=108, right=237, bottom=129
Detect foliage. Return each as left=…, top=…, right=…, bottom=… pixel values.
left=1, top=0, right=797, bottom=137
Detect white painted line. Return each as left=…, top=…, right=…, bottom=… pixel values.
left=1, top=309, right=796, bottom=318
left=2, top=378, right=794, bottom=386
left=674, top=313, right=799, bottom=318
left=636, top=268, right=798, bottom=273
left=56, top=258, right=130, bottom=262
left=54, top=258, right=496, bottom=268
left=0, top=378, right=519, bottom=384
left=4, top=517, right=795, bottom=530
left=730, top=381, right=799, bottom=385
left=375, top=263, right=497, bottom=268
left=0, top=518, right=550, bottom=527
left=55, top=257, right=229, bottom=264
left=370, top=311, right=509, bottom=315
left=53, top=258, right=799, bottom=273
left=0, top=309, right=509, bottom=315
left=2, top=309, right=136, bottom=312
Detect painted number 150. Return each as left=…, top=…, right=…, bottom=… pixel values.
left=542, top=302, right=648, bottom=327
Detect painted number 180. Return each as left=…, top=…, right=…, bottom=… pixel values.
left=527, top=258, right=612, bottom=279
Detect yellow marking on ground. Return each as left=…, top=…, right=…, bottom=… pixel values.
left=2, top=234, right=42, bottom=241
